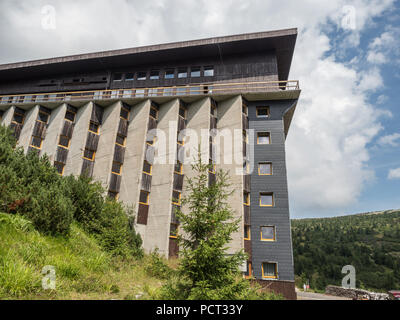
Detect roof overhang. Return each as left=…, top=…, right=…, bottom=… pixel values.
left=0, top=28, right=297, bottom=82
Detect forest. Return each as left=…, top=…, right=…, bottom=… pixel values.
left=292, top=210, right=400, bottom=292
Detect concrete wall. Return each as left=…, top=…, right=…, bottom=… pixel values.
left=93, top=101, right=121, bottom=189
left=0, top=106, right=15, bottom=126
left=216, top=95, right=245, bottom=255
left=119, top=99, right=151, bottom=238
left=143, top=99, right=180, bottom=256
left=64, top=102, right=93, bottom=176
left=18, top=105, right=39, bottom=153
left=41, top=104, right=67, bottom=162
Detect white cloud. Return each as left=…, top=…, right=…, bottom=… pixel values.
left=366, top=26, right=400, bottom=66
left=388, top=168, right=400, bottom=180
left=0, top=0, right=395, bottom=216
left=378, top=133, right=400, bottom=147
left=376, top=94, right=388, bottom=105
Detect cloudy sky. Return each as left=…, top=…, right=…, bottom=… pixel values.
left=0, top=0, right=399, bottom=218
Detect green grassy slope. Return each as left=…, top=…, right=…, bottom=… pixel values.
left=0, top=212, right=163, bottom=300
left=291, top=209, right=400, bottom=292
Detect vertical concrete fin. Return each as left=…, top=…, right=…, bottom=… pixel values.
left=64, top=102, right=93, bottom=176
left=0, top=106, right=15, bottom=127
left=18, top=105, right=39, bottom=153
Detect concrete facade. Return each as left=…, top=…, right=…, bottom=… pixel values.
left=0, top=29, right=300, bottom=299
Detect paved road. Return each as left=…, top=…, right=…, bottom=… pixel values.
left=297, top=291, right=351, bottom=300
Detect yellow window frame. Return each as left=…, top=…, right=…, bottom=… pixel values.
left=12, top=112, right=25, bottom=125
left=244, top=261, right=252, bottom=279
left=258, top=162, right=272, bottom=176
left=260, top=226, right=276, bottom=242
left=149, top=106, right=158, bottom=120
left=58, top=135, right=70, bottom=149
left=120, top=106, right=130, bottom=120
left=112, top=161, right=123, bottom=175
left=172, top=191, right=181, bottom=206
left=88, top=121, right=100, bottom=134
left=257, top=132, right=271, bottom=145
left=244, top=225, right=251, bottom=240
left=54, top=161, right=65, bottom=176
left=37, top=111, right=50, bottom=124
left=260, top=193, right=274, bottom=207
left=256, top=106, right=270, bottom=118
left=243, top=192, right=250, bottom=206
left=143, top=161, right=152, bottom=175
left=169, top=223, right=179, bottom=239
left=65, top=110, right=76, bottom=122
left=30, top=136, right=43, bottom=149
left=83, top=149, right=96, bottom=161
left=115, top=134, right=126, bottom=147
left=261, top=262, right=278, bottom=279
left=175, top=162, right=183, bottom=175
left=139, top=191, right=150, bottom=205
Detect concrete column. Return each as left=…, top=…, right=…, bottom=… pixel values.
left=216, top=95, right=244, bottom=255
left=41, top=104, right=67, bottom=162
left=119, top=99, right=151, bottom=238
left=64, top=102, right=93, bottom=176
left=0, top=106, right=15, bottom=126
left=18, top=105, right=39, bottom=153
left=143, top=98, right=180, bottom=256
left=93, top=101, right=121, bottom=189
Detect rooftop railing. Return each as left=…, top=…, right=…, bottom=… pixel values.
left=0, top=80, right=299, bottom=105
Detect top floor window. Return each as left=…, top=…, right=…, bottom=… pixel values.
left=191, top=67, right=201, bottom=78
left=204, top=66, right=214, bottom=77
left=113, top=73, right=123, bottom=82
left=137, top=72, right=147, bottom=80
left=125, top=73, right=134, bottom=81
left=150, top=71, right=160, bottom=80
left=178, top=68, right=188, bottom=78
left=256, top=106, right=270, bottom=118
left=165, top=69, right=175, bottom=79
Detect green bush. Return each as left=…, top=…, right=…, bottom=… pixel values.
left=0, top=124, right=142, bottom=258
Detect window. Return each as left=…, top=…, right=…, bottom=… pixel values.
left=150, top=106, right=158, bottom=119
left=113, top=73, right=123, bottom=82
left=209, top=159, right=216, bottom=173
left=204, top=66, right=214, bottom=77
left=13, top=112, right=24, bottom=124
left=178, top=68, right=188, bottom=78
left=179, top=106, right=187, bottom=118
left=30, top=136, right=42, bottom=149
left=170, top=223, right=179, bottom=238
left=38, top=112, right=49, bottom=123
left=116, top=134, right=126, bottom=146
left=175, top=162, right=183, bottom=174
left=120, top=107, right=129, bottom=120
left=150, top=70, right=160, bottom=80
left=165, top=69, right=175, bottom=79
left=243, top=192, right=250, bottom=206
left=190, top=67, right=201, bottom=77
left=244, top=225, right=251, bottom=240
left=257, top=132, right=270, bottom=145
left=54, top=162, right=65, bottom=175
left=65, top=110, right=76, bottom=122
left=58, top=135, right=70, bottom=148
left=261, top=226, right=276, bottom=241
left=137, top=72, right=147, bottom=80
left=262, top=262, right=278, bottom=279
left=242, top=130, right=248, bottom=143
left=211, top=104, right=217, bottom=117
left=172, top=190, right=181, bottom=205
left=260, top=193, right=274, bottom=207
left=259, top=162, right=272, bottom=175
left=89, top=122, right=100, bottom=134
left=139, top=190, right=149, bottom=204
left=244, top=261, right=252, bottom=279
left=125, top=73, right=134, bottom=81
left=143, top=161, right=152, bottom=175
left=256, top=106, right=270, bottom=118
left=112, top=161, right=122, bottom=175
left=83, top=149, right=95, bottom=161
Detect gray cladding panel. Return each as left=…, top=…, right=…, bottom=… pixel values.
left=248, top=99, right=295, bottom=281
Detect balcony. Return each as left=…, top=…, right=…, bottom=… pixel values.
left=0, top=80, right=300, bottom=109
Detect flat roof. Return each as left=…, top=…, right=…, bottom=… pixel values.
left=0, top=28, right=297, bottom=82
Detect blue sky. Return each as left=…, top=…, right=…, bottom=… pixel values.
left=0, top=0, right=398, bottom=218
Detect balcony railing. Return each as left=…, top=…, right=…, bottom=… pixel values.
left=0, top=80, right=299, bottom=106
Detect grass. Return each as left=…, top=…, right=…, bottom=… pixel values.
left=0, top=212, right=165, bottom=300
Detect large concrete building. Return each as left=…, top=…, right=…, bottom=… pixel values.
left=0, top=28, right=300, bottom=299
